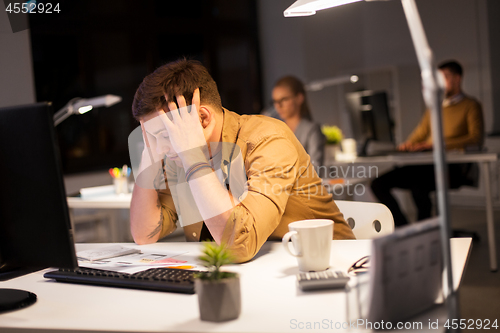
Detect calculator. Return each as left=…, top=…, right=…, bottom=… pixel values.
left=296, top=270, right=350, bottom=291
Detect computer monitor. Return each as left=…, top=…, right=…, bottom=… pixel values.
left=367, top=217, right=443, bottom=323
left=0, top=103, right=77, bottom=311
left=345, top=91, right=394, bottom=155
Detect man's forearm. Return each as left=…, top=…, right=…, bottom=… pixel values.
left=130, top=185, right=164, bottom=244
left=187, top=170, right=235, bottom=244
left=175, top=146, right=234, bottom=243
left=445, top=135, right=481, bottom=150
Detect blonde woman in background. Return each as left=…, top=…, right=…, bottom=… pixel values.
left=272, top=76, right=326, bottom=168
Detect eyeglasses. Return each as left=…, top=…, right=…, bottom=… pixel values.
left=348, top=256, right=370, bottom=276
left=272, top=96, right=293, bottom=107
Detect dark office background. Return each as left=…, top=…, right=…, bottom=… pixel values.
left=29, top=0, right=263, bottom=174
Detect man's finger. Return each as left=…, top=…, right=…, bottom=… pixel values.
left=167, top=101, right=182, bottom=122
left=139, top=120, right=156, bottom=164
left=193, top=88, right=200, bottom=110
left=158, top=110, right=174, bottom=129
left=164, top=93, right=180, bottom=118
left=139, top=120, right=150, bottom=148
left=191, top=88, right=201, bottom=120
left=176, top=95, right=189, bottom=118
left=176, top=95, right=187, bottom=108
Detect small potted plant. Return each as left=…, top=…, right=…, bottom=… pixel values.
left=195, top=242, right=241, bottom=322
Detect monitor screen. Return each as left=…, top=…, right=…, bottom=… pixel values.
left=0, top=102, right=77, bottom=279
left=345, top=91, right=394, bottom=155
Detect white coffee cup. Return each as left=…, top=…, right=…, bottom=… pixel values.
left=282, top=219, right=333, bottom=272
left=341, top=138, right=357, bottom=156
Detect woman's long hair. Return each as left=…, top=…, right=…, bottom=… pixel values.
left=274, top=76, right=312, bottom=121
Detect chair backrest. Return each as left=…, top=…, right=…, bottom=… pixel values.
left=335, top=200, right=394, bottom=239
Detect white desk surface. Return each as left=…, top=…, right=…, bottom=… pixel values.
left=67, top=193, right=132, bottom=209
left=0, top=238, right=471, bottom=333
left=330, top=151, right=498, bottom=166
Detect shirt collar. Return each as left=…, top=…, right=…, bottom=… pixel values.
left=443, top=92, right=465, bottom=107
left=221, top=108, right=241, bottom=145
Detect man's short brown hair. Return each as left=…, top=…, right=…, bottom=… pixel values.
left=438, top=60, right=463, bottom=77
left=132, top=59, right=222, bottom=119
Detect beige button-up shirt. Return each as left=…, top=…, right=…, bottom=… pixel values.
left=157, top=109, right=355, bottom=263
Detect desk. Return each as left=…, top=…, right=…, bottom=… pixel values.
left=331, top=152, right=498, bottom=272
left=0, top=239, right=471, bottom=333
left=67, top=193, right=132, bottom=210
left=67, top=194, right=132, bottom=242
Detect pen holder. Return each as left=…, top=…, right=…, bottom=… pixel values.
left=113, top=177, right=129, bottom=194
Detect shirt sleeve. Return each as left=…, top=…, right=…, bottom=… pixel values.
left=406, top=110, right=431, bottom=144
left=221, top=135, right=299, bottom=263
left=445, top=101, right=484, bottom=150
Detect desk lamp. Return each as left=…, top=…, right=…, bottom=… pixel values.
left=284, top=0, right=458, bottom=324
left=305, top=74, right=356, bottom=92
left=53, top=94, right=122, bottom=126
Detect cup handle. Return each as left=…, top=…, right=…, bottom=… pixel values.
left=282, top=231, right=301, bottom=257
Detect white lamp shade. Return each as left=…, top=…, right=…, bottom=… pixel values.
left=73, top=95, right=122, bottom=111
left=284, top=0, right=362, bottom=17
left=54, top=94, right=122, bottom=125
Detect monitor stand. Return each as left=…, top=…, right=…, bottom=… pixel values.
left=0, top=264, right=39, bottom=313
left=0, top=288, right=37, bottom=313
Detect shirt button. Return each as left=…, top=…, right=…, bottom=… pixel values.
left=192, top=232, right=197, bottom=237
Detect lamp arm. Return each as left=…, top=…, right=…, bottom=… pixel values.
left=53, top=105, right=73, bottom=126
left=53, top=98, right=81, bottom=126
left=306, top=75, right=353, bottom=91
left=401, top=0, right=458, bottom=323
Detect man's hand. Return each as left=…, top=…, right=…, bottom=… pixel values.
left=397, top=141, right=412, bottom=151
left=398, top=141, right=433, bottom=152
left=411, top=142, right=433, bottom=151
left=158, top=89, right=208, bottom=168
left=135, top=120, right=166, bottom=190
left=139, top=120, right=161, bottom=166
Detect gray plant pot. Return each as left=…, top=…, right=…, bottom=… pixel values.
left=195, top=275, right=241, bottom=322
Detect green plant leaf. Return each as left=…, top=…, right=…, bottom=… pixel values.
left=321, top=125, right=343, bottom=144
left=197, top=242, right=236, bottom=280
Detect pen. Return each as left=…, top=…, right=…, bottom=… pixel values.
left=168, top=265, right=195, bottom=270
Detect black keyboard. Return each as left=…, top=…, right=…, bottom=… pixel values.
left=43, top=267, right=198, bottom=294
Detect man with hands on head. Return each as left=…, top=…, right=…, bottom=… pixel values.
left=130, top=59, right=355, bottom=263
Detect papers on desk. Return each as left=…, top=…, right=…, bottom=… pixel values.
left=78, top=247, right=197, bottom=274
left=77, top=245, right=141, bottom=261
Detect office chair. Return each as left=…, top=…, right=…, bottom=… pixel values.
left=335, top=200, right=395, bottom=239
